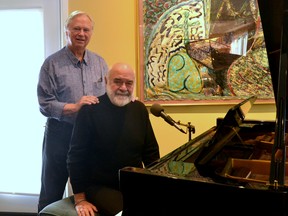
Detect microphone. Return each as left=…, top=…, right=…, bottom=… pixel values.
left=150, top=103, right=186, bottom=134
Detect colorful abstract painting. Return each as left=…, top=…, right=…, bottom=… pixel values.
left=138, top=0, right=274, bottom=104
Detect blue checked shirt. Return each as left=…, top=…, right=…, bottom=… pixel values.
left=37, top=46, right=108, bottom=124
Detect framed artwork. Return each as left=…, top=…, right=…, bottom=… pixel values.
left=137, top=0, right=275, bottom=105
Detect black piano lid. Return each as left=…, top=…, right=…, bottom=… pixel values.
left=195, top=0, right=288, bottom=175
left=195, top=95, right=257, bottom=167
left=258, top=0, right=288, bottom=186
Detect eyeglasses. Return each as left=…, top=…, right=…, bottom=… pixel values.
left=113, top=78, right=134, bottom=88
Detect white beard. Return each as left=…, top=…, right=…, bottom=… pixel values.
left=106, top=87, right=131, bottom=107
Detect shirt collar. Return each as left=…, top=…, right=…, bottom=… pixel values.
left=65, top=46, right=88, bottom=67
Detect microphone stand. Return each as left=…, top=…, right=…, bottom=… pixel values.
left=177, top=121, right=195, bottom=141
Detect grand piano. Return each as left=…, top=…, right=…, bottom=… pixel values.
left=119, top=0, right=288, bottom=215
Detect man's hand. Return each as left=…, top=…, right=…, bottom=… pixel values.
left=63, top=96, right=99, bottom=115
left=74, top=193, right=98, bottom=216
left=131, top=95, right=138, bottom=102
left=78, top=95, right=99, bottom=106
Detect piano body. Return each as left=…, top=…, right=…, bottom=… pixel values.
left=119, top=0, right=288, bottom=215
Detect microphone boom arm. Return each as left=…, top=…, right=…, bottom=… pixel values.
left=150, top=103, right=195, bottom=139
left=177, top=121, right=196, bottom=141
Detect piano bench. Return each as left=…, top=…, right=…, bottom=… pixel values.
left=38, top=196, right=100, bottom=216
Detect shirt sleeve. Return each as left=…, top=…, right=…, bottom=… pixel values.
left=141, top=104, right=161, bottom=167
left=37, top=58, right=66, bottom=120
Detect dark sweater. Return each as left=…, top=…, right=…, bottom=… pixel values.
left=67, top=93, right=160, bottom=193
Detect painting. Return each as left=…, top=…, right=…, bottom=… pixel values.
left=138, top=0, right=275, bottom=105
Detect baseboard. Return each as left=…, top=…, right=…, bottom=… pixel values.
left=0, top=213, right=37, bottom=216
left=0, top=193, right=38, bottom=214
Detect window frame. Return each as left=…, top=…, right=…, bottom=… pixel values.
left=0, top=0, right=67, bottom=213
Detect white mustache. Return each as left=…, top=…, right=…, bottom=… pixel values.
left=115, top=91, right=130, bottom=97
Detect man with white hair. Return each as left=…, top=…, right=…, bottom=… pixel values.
left=37, top=10, right=108, bottom=212
left=67, top=63, right=160, bottom=216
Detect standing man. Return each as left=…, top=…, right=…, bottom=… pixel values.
left=37, top=10, right=108, bottom=212
left=67, top=63, right=160, bottom=216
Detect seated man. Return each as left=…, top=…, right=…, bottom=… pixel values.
left=67, top=62, right=160, bottom=216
